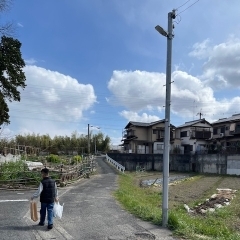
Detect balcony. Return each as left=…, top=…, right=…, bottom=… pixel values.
left=190, top=130, right=211, bottom=139
left=156, top=132, right=173, bottom=141
left=228, top=123, right=240, bottom=135
left=123, top=129, right=136, bottom=139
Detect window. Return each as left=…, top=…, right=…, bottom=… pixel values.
left=180, top=131, right=187, bottom=137
left=157, top=144, right=164, bottom=150
left=225, top=126, right=229, bottom=130
left=213, top=128, right=218, bottom=135
left=220, top=126, right=225, bottom=133
left=160, top=131, right=164, bottom=138
left=153, top=129, right=157, bottom=134
left=236, top=124, right=240, bottom=132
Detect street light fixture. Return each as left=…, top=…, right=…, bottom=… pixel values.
left=88, top=125, right=101, bottom=154
left=155, top=9, right=175, bottom=227
left=155, top=25, right=168, bottom=37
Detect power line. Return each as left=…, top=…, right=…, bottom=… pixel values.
left=176, top=0, right=192, bottom=10
left=176, top=0, right=200, bottom=16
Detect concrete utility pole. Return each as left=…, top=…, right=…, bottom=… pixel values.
left=95, top=137, right=97, bottom=155
left=88, top=124, right=90, bottom=154
left=155, top=9, right=175, bottom=227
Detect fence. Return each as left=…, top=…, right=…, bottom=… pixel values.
left=0, top=157, right=96, bottom=189
left=106, top=154, right=125, bottom=173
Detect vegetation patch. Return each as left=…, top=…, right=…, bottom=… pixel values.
left=115, top=171, right=240, bottom=240
left=0, top=160, right=60, bottom=188
left=114, top=173, right=162, bottom=225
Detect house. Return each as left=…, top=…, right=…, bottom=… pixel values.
left=175, top=118, right=212, bottom=154
left=211, top=113, right=240, bottom=152
left=121, top=120, right=176, bottom=154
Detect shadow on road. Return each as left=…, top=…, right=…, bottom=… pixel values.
left=0, top=225, right=33, bottom=231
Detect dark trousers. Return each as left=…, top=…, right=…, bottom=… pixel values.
left=40, top=202, right=54, bottom=225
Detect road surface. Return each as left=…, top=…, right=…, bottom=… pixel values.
left=0, top=156, right=175, bottom=240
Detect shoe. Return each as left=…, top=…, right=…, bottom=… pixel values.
left=38, top=222, right=44, bottom=226
left=48, top=224, right=53, bottom=230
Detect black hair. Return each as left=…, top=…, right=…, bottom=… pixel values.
left=41, top=168, right=49, bottom=174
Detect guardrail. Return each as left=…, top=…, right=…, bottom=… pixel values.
left=106, top=154, right=125, bottom=173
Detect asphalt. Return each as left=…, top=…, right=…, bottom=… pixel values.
left=0, top=156, right=176, bottom=240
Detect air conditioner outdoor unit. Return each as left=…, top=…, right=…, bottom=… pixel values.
left=220, top=133, right=224, bottom=137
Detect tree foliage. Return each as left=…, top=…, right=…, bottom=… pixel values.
left=3, top=131, right=111, bottom=155
left=0, top=36, right=26, bottom=125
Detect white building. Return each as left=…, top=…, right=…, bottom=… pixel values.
left=175, top=119, right=212, bottom=154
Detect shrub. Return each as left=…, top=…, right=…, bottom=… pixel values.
left=46, top=154, right=61, bottom=163
left=71, top=155, right=82, bottom=165
left=0, top=160, right=41, bottom=182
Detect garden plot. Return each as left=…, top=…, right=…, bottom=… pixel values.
left=184, top=188, right=237, bottom=214
left=140, top=175, right=190, bottom=187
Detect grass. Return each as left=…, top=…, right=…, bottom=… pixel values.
left=114, top=173, right=162, bottom=225
left=114, top=171, right=240, bottom=240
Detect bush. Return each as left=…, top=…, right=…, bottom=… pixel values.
left=71, top=155, right=82, bottom=165
left=0, top=160, right=26, bottom=180
left=46, top=154, right=61, bottom=163
left=0, top=160, right=41, bottom=182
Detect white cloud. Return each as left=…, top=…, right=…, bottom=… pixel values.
left=25, top=58, right=37, bottom=65
left=189, top=39, right=212, bottom=59
left=189, top=37, right=240, bottom=89
left=119, top=110, right=160, bottom=122
left=110, top=136, right=123, bottom=146
left=42, top=88, right=60, bottom=102
left=0, top=126, right=14, bottom=140
left=17, top=23, right=23, bottom=27
left=8, top=65, right=97, bottom=136
left=108, top=70, right=166, bottom=111
left=202, top=37, right=240, bottom=89
left=107, top=69, right=240, bottom=124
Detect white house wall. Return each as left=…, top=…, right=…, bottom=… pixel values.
left=178, top=126, right=210, bottom=153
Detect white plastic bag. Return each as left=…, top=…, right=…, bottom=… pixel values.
left=53, top=202, right=64, bottom=219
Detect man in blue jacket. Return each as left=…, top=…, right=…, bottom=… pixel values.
left=31, top=168, right=58, bottom=229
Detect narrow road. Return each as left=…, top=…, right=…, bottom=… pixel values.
left=0, top=156, right=175, bottom=240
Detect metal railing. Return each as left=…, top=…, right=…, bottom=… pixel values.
left=105, top=154, right=125, bottom=173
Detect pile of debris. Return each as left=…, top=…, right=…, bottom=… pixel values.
left=184, top=188, right=237, bottom=214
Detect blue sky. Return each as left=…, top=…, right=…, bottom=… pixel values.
left=1, top=0, right=240, bottom=145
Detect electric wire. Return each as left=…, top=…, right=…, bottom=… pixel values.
left=176, top=0, right=200, bottom=16
left=176, top=0, right=192, bottom=10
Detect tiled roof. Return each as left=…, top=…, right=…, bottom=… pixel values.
left=177, top=118, right=211, bottom=128
left=125, top=119, right=166, bottom=129
left=212, top=113, right=240, bottom=124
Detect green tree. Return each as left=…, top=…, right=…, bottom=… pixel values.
left=0, top=36, right=26, bottom=125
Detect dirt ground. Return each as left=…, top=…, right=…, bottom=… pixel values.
left=134, top=172, right=240, bottom=209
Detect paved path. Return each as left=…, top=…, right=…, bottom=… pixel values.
left=0, top=156, right=176, bottom=240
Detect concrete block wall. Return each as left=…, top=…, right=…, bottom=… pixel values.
left=107, top=153, right=240, bottom=175
left=192, top=154, right=226, bottom=174
left=227, top=155, right=240, bottom=175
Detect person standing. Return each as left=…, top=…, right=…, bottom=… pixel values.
left=31, top=168, right=58, bottom=230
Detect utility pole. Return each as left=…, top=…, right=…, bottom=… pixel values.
left=155, top=9, right=175, bottom=227
left=88, top=124, right=90, bottom=154
left=94, top=136, right=97, bottom=155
